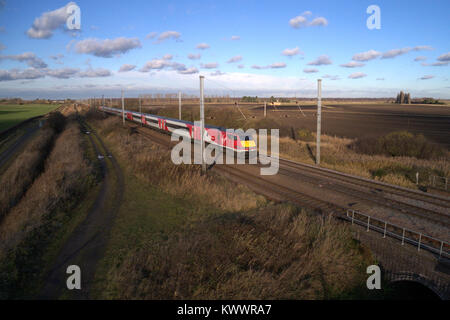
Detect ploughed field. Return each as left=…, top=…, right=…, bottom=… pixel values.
left=251, top=103, right=450, bottom=148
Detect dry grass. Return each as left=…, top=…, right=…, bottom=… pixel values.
left=0, top=121, right=92, bottom=259
left=0, top=127, right=55, bottom=220
left=93, top=116, right=265, bottom=212
left=277, top=134, right=449, bottom=189
left=106, top=204, right=369, bottom=299
left=88, top=113, right=373, bottom=299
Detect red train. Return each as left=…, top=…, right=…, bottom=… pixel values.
left=99, top=106, right=257, bottom=153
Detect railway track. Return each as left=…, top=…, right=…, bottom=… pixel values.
left=127, top=122, right=449, bottom=258
left=277, top=162, right=450, bottom=227
left=279, top=158, right=450, bottom=208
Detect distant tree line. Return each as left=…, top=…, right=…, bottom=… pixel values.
left=241, top=96, right=258, bottom=102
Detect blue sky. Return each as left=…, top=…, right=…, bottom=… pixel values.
left=0, top=0, right=449, bottom=99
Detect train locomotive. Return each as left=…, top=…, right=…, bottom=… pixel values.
left=99, top=106, right=257, bottom=154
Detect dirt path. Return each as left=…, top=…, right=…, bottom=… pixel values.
left=38, top=116, right=124, bottom=299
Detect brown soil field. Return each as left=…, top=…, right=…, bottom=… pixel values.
left=251, top=103, right=450, bottom=148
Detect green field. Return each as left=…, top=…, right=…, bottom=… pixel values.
left=0, top=104, right=60, bottom=132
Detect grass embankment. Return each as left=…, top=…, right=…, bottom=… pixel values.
left=0, top=114, right=96, bottom=299
left=0, top=104, right=60, bottom=132
left=0, top=112, right=66, bottom=220
left=88, top=113, right=375, bottom=299
left=276, top=132, right=449, bottom=189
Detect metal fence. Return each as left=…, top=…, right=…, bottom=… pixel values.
left=429, top=175, right=449, bottom=191
left=345, top=209, right=450, bottom=259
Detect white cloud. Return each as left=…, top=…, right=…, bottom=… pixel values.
left=78, top=68, right=111, bottom=78
left=414, top=56, right=427, bottom=62
left=307, top=55, right=332, bottom=66
left=231, top=35, right=240, bottom=40
left=178, top=67, right=198, bottom=75
left=140, top=59, right=173, bottom=72
left=282, top=47, right=302, bottom=56
left=430, top=61, right=448, bottom=66
left=270, top=62, right=286, bottom=68
left=0, top=68, right=45, bottom=81
left=156, top=31, right=181, bottom=43
left=73, top=37, right=141, bottom=58
left=376, top=78, right=385, bottom=81
left=348, top=72, right=367, bottom=79
left=352, top=50, right=381, bottom=62
left=47, top=67, right=79, bottom=79
left=237, top=64, right=244, bottom=69
left=140, top=57, right=197, bottom=75
left=380, top=46, right=433, bottom=59
left=419, top=75, right=434, bottom=80
left=196, top=43, right=210, bottom=50
left=437, top=52, right=450, bottom=62
left=0, top=52, right=47, bottom=68
left=381, top=48, right=412, bottom=59
left=118, top=64, right=136, bottom=72
left=303, top=68, right=318, bottom=73
left=289, top=15, right=308, bottom=28
left=310, top=17, right=328, bottom=26
left=340, top=61, right=365, bottom=68
left=252, top=62, right=286, bottom=69
left=162, top=54, right=173, bottom=60
left=227, top=55, right=242, bottom=63
left=146, top=32, right=157, bottom=40
left=413, top=45, right=433, bottom=51
left=322, top=74, right=340, bottom=80
left=188, top=53, right=201, bottom=60
left=289, top=12, right=328, bottom=28
left=27, top=2, right=77, bottom=39
left=200, top=62, right=219, bottom=69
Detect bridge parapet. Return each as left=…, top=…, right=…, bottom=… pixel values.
left=352, top=227, right=450, bottom=300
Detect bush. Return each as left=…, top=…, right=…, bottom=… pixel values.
left=45, top=111, right=66, bottom=133
left=350, top=131, right=444, bottom=159
left=297, top=128, right=314, bottom=142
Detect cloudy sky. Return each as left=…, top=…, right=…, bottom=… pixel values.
left=0, top=0, right=449, bottom=99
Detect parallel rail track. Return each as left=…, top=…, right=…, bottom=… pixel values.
left=124, top=121, right=450, bottom=259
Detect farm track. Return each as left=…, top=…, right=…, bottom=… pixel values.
left=39, top=113, right=124, bottom=299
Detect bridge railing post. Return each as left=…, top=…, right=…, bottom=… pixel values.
left=440, top=241, right=443, bottom=258
left=383, top=221, right=387, bottom=238
left=418, top=233, right=422, bottom=251
left=367, top=215, right=370, bottom=232
left=402, top=228, right=405, bottom=245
